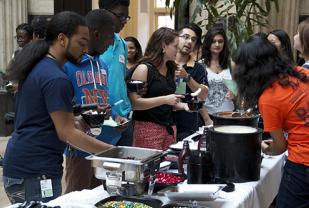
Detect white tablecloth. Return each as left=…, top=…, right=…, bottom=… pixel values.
left=182, top=153, right=286, bottom=208
left=7, top=129, right=285, bottom=208
left=40, top=153, right=285, bottom=208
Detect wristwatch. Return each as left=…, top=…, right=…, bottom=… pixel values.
left=183, top=74, right=191, bottom=82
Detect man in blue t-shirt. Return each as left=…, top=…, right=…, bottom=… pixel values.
left=3, top=11, right=112, bottom=204
left=63, top=10, right=122, bottom=193
left=99, top=0, right=133, bottom=146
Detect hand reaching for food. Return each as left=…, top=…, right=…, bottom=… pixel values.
left=97, top=104, right=112, bottom=119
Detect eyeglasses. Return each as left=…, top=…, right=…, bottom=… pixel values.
left=108, top=10, right=131, bottom=22
left=179, top=34, right=198, bottom=43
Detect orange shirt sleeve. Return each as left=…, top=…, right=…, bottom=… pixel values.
left=259, top=93, right=284, bottom=132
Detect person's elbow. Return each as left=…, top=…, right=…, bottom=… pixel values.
left=198, top=85, right=208, bottom=101
left=129, top=94, right=144, bottom=110
left=131, top=101, right=147, bottom=111
left=56, top=127, right=75, bottom=144
left=269, top=129, right=288, bottom=155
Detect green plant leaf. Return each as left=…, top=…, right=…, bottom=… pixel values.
left=210, top=5, right=219, bottom=17
left=253, top=2, right=268, bottom=16
left=219, top=4, right=234, bottom=15
left=167, top=0, right=279, bottom=55
left=265, top=0, right=271, bottom=12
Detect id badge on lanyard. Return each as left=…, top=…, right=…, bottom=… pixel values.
left=40, top=178, right=53, bottom=198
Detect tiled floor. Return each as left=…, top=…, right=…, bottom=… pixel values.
left=0, top=136, right=277, bottom=208
left=0, top=137, right=66, bottom=207
left=0, top=136, right=10, bottom=207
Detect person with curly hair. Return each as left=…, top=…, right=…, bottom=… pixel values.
left=234, top=34, right=309, bottom=208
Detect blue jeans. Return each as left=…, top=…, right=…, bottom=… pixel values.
left=276, top=160, right=309, bottom=208
left=3, top=176, right=62, bottom=204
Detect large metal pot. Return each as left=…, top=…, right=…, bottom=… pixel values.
left=212, top=111, right=260, bottom=127
left=209, top=125, right=262, bottom=183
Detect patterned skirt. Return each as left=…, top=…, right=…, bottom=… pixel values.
left=133, top=121, right=176, bottom=151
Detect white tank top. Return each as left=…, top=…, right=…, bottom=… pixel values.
left=204, top=67, right=235, bottom=115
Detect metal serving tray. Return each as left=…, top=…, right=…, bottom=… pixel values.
left=87, top=146, right=163, bottom=165
left=86, top=146, right=164, bottom=182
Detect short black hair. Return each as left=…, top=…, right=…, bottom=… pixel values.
left=98, top=0, right=130, bottom=9
left=179, top=23, right=202, bottom=47
left=31, top=16, right=48, bottom=39
left=16, top=23, right=33, bottom=37
left=85, top=9, right=114, bottom=32
left=46, top=11, right=86, bottom=43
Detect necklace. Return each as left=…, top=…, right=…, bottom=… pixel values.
left=47, top=52, right=57, bottom=60
left=46, top=52, right=63, bottom=68
left=209, top=59, right=222, bottom=73
left=210, top=63, right=222, bottom=74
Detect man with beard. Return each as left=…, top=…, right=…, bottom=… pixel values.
left=174, top=23, right=208, bottom=140
left=63, top=9, right=120, bottom=193
left=2, top=11, right=113, bottom=204
left=98, top=0, right=133, bottom=146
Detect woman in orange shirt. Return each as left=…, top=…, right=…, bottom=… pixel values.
left=234, top=34, right=309, bottom=208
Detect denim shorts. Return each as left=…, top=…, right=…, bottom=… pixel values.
left=3, top=176, right=62, bottom=204
left=276, top=160, right=309, bottom=208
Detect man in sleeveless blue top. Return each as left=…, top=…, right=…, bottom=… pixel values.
left=99, top=0, right=133, bottom=146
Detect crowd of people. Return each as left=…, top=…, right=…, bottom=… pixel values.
left=1, top=0, right=308, bottom=207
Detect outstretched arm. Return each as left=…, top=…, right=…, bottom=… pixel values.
left=50, top=111, right=113, bottom=154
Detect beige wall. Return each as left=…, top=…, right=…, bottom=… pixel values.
left=92, top=0, right=99, bottom=9
left=137, top=0, right=151, bottom=51
left=300, top=0, right=309, bottom=15
left=28, top=0, right=53, bottom=15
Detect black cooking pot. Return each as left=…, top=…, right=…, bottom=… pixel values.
left=209, top=125, right=262, bottom=183
left=212, top=111, right=260, bottom=127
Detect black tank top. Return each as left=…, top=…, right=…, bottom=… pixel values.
left=133, top=63, right=176, bottom=126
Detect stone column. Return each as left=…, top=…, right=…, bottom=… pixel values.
left=0, top=0, right=27, bottom=72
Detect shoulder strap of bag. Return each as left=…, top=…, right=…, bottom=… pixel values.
left=126, top=62, right=156, bottom=84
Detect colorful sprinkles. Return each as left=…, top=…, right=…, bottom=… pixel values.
left=101, top=200, right=152, bottom=208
